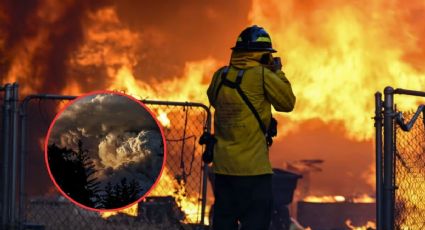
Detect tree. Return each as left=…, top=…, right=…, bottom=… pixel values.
left=101, top=178, right=144, bottom=209
left=47, top=139, right=101, bottom=208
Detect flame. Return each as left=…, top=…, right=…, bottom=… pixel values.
left=106, top=59, right=218, bottom=102
left=156, top=109, right=171, bottom=128
left=303, top=194, right=375, bottom=203
left=149, top=168, right=205, bottom=224
left=249, top=0, right=425, bottom=140
left=64, top=6, right=220, bottom=101
left=100, top=203, right=138, bottom=219
left=346, top=219, right=376, bottom=230
left=4, top=1, right=425, bottom=227
left=61, top=1, right=425, bottom=149
left=352, top=194, right=375, bottom=203
left=3, top=1, right=425, bottom=141
left=65, top=9, right=212, bottom=223
left=303, top=195, right=346, bottom=203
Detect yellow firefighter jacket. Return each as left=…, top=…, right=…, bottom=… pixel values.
left=207, top=51, right=296, bottom=175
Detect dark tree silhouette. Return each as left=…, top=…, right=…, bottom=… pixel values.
left=102, top=178, right=143, bottom=209
left=48, top=139, right=145, bottom=209
left=48, top=139, right=101, bottom=208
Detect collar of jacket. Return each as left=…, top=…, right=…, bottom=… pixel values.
left=230, top=51, right=270, bottom=69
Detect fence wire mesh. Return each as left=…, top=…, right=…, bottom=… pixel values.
left=21, top=97, right=209, bottom=230
left=394, top=110, right=425, bottom=230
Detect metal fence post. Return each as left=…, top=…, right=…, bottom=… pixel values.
left=383, top=86, right=395, bottom=230
left=375, top=92, right=383, bottom=230
left=1, top=84, right=12, bottom=229
left=19, top=96, right=30, bottom=230
left=200, top=107, right=211, bottom=226
left=10, top=83, right=19, bottom=228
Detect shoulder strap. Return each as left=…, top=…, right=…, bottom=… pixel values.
left=214, top=66, right=267, bottom=135
left=213, top=67, right=229, bottom=101
left=234, top=70, right=267, bottom=135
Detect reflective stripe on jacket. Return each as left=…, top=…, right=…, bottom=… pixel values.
left=207, top=51, right=296, bottom=175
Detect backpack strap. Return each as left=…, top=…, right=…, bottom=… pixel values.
left=234, top=70, right=267, bottom=135
left=213, top=67, right=229, bottom=101
left=214, top=66, right=267, bottom=135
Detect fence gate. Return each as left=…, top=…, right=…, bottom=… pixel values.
left=1, top=85, right=211, bottom=230
left=375, top=86, right=425, bottom=230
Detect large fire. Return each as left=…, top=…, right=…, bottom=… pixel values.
left=3, top=2, right=425, bottom=138
left=2, top=0, right=425, bottom=228
left=250, top=0, right=425, bottom=140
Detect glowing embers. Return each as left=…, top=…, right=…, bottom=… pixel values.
left=45, top=91, right=166, bottom=211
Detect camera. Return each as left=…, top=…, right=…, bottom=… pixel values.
left=260, top=53, right=283, bottom=72
left=199, top=132, right=216, bottom=164
left=266, top=117, right=278, bottom=146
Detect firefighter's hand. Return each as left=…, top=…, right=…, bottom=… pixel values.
left=273, top=57, right=282, bottom=72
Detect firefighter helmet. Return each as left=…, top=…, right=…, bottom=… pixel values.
left=231, top=25, right=276, bottom=53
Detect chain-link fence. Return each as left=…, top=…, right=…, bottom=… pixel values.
left=394, top=111, right=425, bottom=229
left=11, top=93, right=211, bottom=230
left=375, top=87, right=425, bottom=230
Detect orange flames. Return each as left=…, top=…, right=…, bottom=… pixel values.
left=3, top=2, right=425, bottom=138
left=57, top=1, right=425, bottom=142
left=100, top=203, right=138, bottom=219
left=303, top=194, right=375, bottom=203
left=3, top=0, right=425, bottom=227
left=250, top=0, right=425, bottom=140
left=149, top=168, right=204, bottom=224
left=303, top=195, right=347, bottom=203
left=346, top=219, right=376, bottom=230
left=156, top=109, right=171, bottom=128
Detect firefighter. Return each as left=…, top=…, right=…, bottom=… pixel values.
left=207, top=25, right=296, bottom=230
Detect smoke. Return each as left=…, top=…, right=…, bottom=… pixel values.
left=50, top=93, right=157, bottom=146
left=97, top=130, right=163, bottom=190
left=48, top=93, right=164, bottom=193
left=0, top=0, right=112, bottom=94
left=111, top=0, right=251, bottom=82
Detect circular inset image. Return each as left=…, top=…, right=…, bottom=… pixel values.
left=45, top=91, right=166, bottom=211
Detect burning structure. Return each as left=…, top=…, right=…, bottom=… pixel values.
left=3, top=0, right=425, bottom=198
